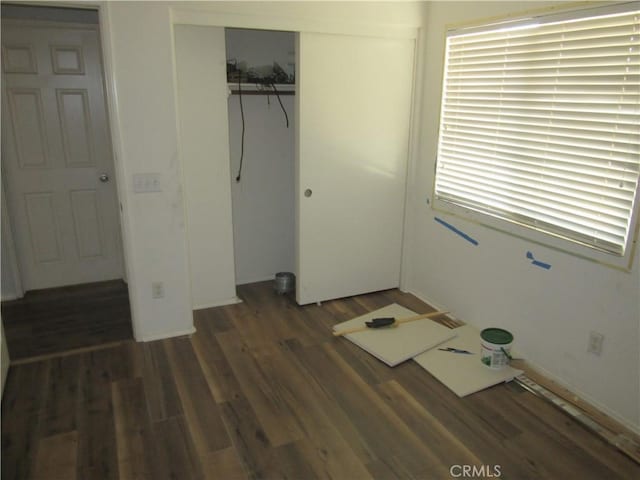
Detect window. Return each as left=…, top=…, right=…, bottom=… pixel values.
left=434, top=3, right=640, bottom=259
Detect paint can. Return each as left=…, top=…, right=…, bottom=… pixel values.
left=274, top=272, right=295, bottom=295
left=480, top=328, right=513, bottom=369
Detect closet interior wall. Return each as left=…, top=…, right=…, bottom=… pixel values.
left=226, top=28, right=296, bottom=285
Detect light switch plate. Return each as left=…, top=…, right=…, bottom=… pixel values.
left=133, top=173, right=162, bottom=193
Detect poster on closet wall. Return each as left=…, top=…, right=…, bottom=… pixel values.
left=225, top=28, right=295, bottom=85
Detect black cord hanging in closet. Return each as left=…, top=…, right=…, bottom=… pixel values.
left=271, top=83, right=289, bottom=128
left=235, top=80, right=290, bottom=183
left=235, top=76, right=246, bottom=183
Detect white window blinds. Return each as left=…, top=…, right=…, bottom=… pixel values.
left=435, top=3, right=640, bottom=255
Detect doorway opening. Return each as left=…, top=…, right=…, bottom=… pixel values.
left=1, top=4, right=132, bottom=360
left=225, top=28, right=297, bottom=289
left=175, top=20, right=414, bottom=310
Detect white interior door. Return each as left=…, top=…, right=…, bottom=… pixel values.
left=296, top=32, right=414, bottom=305
left=1, top=21, right=123, bottom=291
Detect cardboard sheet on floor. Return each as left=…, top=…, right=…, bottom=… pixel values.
left=413, top=325, right=523, bottom=397
left=332, top=304, right=456, bottom=367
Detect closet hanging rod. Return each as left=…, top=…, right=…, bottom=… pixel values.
left=228, top=83, right=295, bottom=96
left=229, top=90, right=295, bottom=96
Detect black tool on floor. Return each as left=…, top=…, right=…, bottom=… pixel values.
left=365, top=317, right=395, bottom=328
left=333, top=310, right=449, bottom=336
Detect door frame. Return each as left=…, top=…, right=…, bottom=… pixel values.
left=1, top=175, right=23, bottom=301
left=1, top=17, right=126, bottom=291
left=0, top=6, right=137, bottom=336
left=168, top=6, right=421, bottom=305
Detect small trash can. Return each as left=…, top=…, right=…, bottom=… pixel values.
left=274, top=272, right=295, bottom=295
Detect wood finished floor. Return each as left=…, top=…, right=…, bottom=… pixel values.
left=1, top=280, right=133, bottom=360
left=2, top=281, right=638, bottom=479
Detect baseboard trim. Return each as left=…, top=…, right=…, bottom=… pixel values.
left=406, top=288, right=463, bottom=322
left=137, top=327, right=196, bottom=343
left=1, top=293, right=22, bottom=302
left=193, top=296, right=242, bottom=311
left=515, top=360, right=640, bottom=438
left=407, top=287, right=640, bottom=437
left=236, top=275, right=276, bottom=285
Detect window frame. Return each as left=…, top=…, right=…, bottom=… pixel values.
left=430, top=2, right=640, bottom=271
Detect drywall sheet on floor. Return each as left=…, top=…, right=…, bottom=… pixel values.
left=332, top=304, right=456, bottom=367
left=413, top=325, right=523, bottom=397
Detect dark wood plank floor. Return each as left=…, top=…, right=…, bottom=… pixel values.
left=2, top=281, right=638, bottom=479
left=1, top=280, right=133, bottom=360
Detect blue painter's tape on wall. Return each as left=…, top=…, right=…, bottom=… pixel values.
left=526, top=251, right=551, bottom=270
left=434, top=217, right=479, bottom=246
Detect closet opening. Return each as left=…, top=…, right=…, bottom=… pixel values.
left=225, top=28, right=297, bottom=288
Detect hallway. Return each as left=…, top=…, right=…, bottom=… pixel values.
left=1, top=280, right=132, bottom=361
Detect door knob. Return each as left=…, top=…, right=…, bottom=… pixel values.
left=304, top=188, right=312, bottom=197
left=99, top=173, right=109, bottom=183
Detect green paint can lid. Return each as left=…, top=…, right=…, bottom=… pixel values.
left=481, top=328, right=513, bottom=345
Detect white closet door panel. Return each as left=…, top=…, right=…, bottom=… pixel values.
left=297, top=33, right=414, bottom=305
left=174, top=25, right=237, bottom=309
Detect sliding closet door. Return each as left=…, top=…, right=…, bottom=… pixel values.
left=296, top=32, right=414, bottom=305
left=174, top=25, right=237, bottom=309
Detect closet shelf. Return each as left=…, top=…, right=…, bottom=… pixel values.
left=228, top=83, right=295, bottom=96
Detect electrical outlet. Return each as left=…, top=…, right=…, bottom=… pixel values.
left=587, top=331, right=604, bottom=356
left=152, top=281, right=164, bottom=299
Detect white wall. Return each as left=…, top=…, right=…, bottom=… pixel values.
left=100, top=1, right=423, bottom=339
left=172, top=1, right=424, bottom=36
left=227, top=27, right=296, bottom=285
left=0, top=237, right=17, bottom=301
left=1, top=184, right=21, bottom=301
left=1, top=317, right=9, bottom=396
left=101, top=2, right=194, bottom=340
left=407, top=1, right=640, bottom=431
left=228, top=94, right=296, bottom=285
left=1, top=225, right=18, bottom=300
